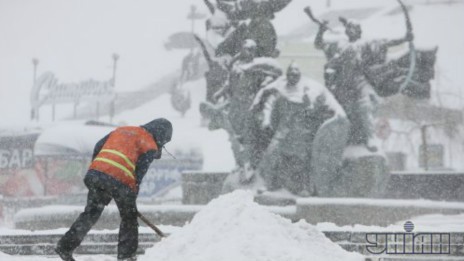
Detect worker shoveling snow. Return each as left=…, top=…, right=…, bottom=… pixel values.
left=139, top=190, right=363, bottom=261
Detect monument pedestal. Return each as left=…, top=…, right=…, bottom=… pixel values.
left=181, top=171, right=229, bottom=205
left=338, top=153, right=389, bottom=198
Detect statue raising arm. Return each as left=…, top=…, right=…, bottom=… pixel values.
left=314, top=20, right=330, bottom=51
left=304, top=6, right=338, bottom=60
left=304, top=6, right=329, bottom=50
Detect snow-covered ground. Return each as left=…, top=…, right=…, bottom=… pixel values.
left=2, top=191, right=463, bottom=260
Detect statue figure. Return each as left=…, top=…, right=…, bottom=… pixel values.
left=204, top=0, right=290, bottom=59
left=195, top=35, right=231, bottom=103
left=251, top=63, right=341, bottom=195
left=214, top=17, right=278, bottom=58
left=199, top=0, right=291, bottom=105
left=215, top=0, right=292, bottom=20
left=224, top=39, right=282, bottom=171
left=304, top=2, right=437, bottom=197
left=200, top=39, right=282, bottom=191
left=311, top=14, right=414, bottom=152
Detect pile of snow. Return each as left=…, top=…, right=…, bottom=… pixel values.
left=139, top=190, right=363, bottom=261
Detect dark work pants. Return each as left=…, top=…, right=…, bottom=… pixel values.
left=57, top=174, right=138, bottom=259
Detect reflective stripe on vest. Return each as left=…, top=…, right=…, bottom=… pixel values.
left=100, top=149, right=135, bottom=171
left=94, top=158, right=134, bottom=179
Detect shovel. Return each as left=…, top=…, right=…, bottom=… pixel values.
left=137, top=211, right=166, bottom=238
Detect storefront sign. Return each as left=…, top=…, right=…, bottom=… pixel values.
left=31, top=72, right=115, bottom=106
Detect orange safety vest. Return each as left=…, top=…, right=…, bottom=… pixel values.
left=89, top=126, right=158, bottom=191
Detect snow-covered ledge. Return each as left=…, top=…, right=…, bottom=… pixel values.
left=13, top=203, right=296, bottom=230
left=296, top=197, right=464, bottom=227
left=13, top=204, right=203, bottom=230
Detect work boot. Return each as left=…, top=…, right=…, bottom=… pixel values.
left=55, top=247, right=75, bottom=261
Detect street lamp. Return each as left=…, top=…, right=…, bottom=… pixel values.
left=110, top=53, right=120, bottom=123
left=32, top=58, right=39, bottom=85
left=112, top=53, right=119, bottom=87
left=31, top=58, right=39, bottom=120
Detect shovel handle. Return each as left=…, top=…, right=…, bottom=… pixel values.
left=137, top=211, right=166, bottom=238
